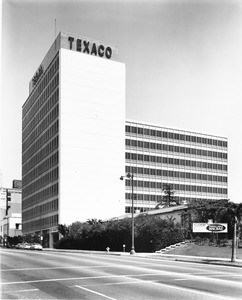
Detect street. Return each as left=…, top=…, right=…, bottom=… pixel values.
left=1, top=248, right=242, bottom=299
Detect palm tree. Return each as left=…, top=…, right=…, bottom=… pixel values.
left=155, top=184, right=175, bottom=208
left=86, top=218, right=102, bottom=225
left=215, top=202, right=242, bottom=262
left=166, top=215, right=176, bottom=227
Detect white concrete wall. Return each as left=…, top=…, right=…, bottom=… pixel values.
left=59, top=49, right=125, bottom=224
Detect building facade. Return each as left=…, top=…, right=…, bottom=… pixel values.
left=125, top=120, right=228, bottom=213
left=0, top=181, right=22, bottom=239
left=22, top=31, right=125, bottom=246
left=22, top=31, right=228, bottom=247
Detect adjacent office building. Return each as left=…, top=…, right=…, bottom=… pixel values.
left=125, top=120, right=228, bottom=213
left=22, top=31, right=228, bottom=247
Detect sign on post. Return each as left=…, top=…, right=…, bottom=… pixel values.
left=193, top=223, right=227, bottom=233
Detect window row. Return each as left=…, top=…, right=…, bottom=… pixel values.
left=23, top=73, right=59, bottom=131
left=23, top=107, right=59, bottom=153
left=23, top=89, right=59, bottom=140
left=124, top=196, right=225, bottom=213
left=22, top=183, right=58, bottom=209
left=23, top=136, right=59, bottom=175
left=23, top=54, right=59, bottom=118
left=125, top=206, right=150, bottom=213
left=125, top=180, right=228, bottom=193
left=125, top=166, right=227, bottom=183
left=126, top=139, right=227, bottom=160
left=23, top=213, right=58, bottom=232
left=23, top=152, right=59, bottom=186
left=22, top=199, right=58, bottom=221
left=23, top=167, right=58, bottom=198
left=125, top=152, right=227, bottom=171
left=125, top=125, right=227, bottom=148
left=23, top=120, right=58, bottom=162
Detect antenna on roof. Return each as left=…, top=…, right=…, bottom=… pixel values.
left=54, top=18, right=57, bottom=50
left=55, top=19, right=57, bottom=38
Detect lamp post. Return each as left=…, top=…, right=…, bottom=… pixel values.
left=120, top=172, right=135, bottom=255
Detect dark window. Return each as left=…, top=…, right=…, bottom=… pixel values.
left=185, top=135, right=191, bottom=142
left=168, top=132, right=173, bottom=139
left=156, top=130, right=162, bottom=137
left=174, top=133, right=179, bottom=140
left=138, top=127, right=143, bottom=135
left=131, top=126, right=137, bottom=134
left=150, top=130, right=156, bottom=136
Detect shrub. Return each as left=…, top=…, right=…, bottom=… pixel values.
left=57, top=215, right=186, bottom=252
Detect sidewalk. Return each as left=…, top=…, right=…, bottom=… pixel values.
left=44, top=248, right=242, bottom=268
left=137, top=252, right=242, bottom=268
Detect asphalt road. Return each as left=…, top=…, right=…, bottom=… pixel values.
left=1, top=248, right=242, bottom=299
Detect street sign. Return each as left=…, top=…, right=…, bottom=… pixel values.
left=193, top=223, right=227, bottom=233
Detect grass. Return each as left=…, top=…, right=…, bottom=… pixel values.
left=164, top=242, right=242, bottom=260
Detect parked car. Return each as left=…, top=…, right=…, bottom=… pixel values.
left=15, top=243, right=24, bottom=249
left=30, top=243, right=43, bottom=250
left=23, top=243, right=31, bottom=250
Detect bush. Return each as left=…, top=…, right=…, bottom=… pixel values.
left=57, top=215, right=186, bottom=252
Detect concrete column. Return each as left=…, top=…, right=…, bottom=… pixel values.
left=49, top=230, right=54, bottom=248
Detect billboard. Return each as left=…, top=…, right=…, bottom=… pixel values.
left=193, top=223, right=227, bottom=233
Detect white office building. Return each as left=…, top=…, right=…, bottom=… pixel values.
left=22, top=32, right=125, bottom=247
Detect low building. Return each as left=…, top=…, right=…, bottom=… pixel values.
left=107, top=204, right=192, bottom=229
left=0, top=180, right=22, bottom=239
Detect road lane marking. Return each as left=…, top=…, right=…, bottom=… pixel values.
left=1, top=272, right=241, bottom=299
left=2, top=271, right=242, bottom=287
left=2, top=263, right=241, bottom=279
left=1, top=275, right=117, bottom=285
left=120, top=275, right=232, bottom=299
left=1, top=265, right=116, bottom=272
left=75, top=285, right=117, bottom=300
left=1, top=288, right=39, bottom=293
left=73, top=275, right=231, bottom=300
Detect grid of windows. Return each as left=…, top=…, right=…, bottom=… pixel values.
left=125, top=139, right=227, bottom=160
left=125, top=125, right=228, bottom=148
left=125, top=121, right=228, bottom=212
left=125, top=153, right=227, bottom=171
left=125, top=166, right=227, bottom=183
left=23, top=214, right=58, bottom=232
left=22, top=54, right=59, bottom=234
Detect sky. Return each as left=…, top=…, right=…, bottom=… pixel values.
left=1, top=0, right=242, bottom=202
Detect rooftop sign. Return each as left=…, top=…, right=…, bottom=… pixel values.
left=32, top=65, right=44, bottom=87
left=67, top=36, right=113, bottom=59
left=29, top=31, right=117, bottom=93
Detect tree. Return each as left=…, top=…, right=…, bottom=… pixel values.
left=155, top=184, right=176, bottom=208
left=188, top=199, right=228, bottom=223
left=215, top=202, right=242, bottom=262
left=58, top=224, right=69, bottom=237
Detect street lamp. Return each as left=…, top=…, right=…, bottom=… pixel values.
left=120, top=172, right=135, bottom=255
